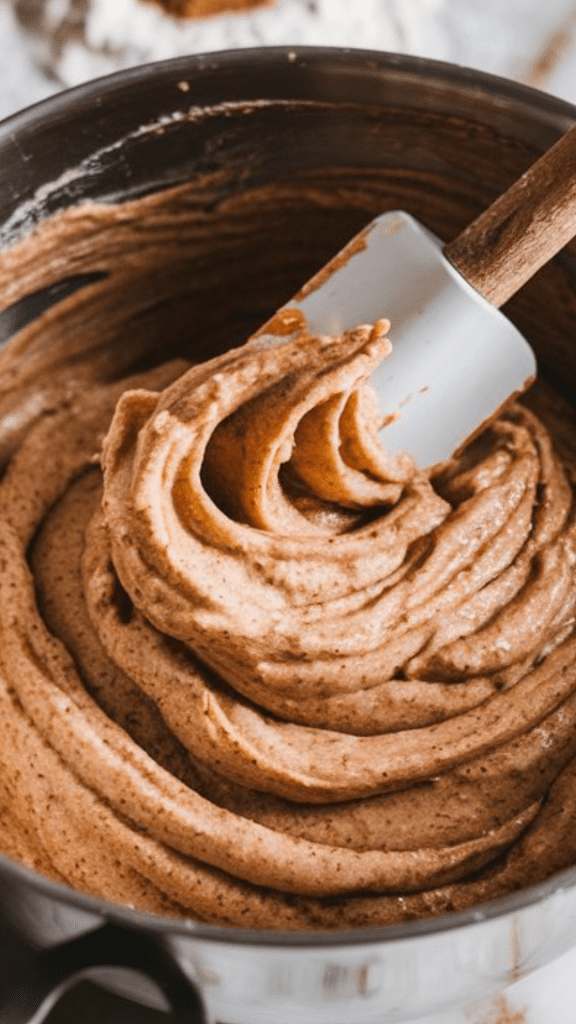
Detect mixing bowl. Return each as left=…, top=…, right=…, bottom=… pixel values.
left=1, top=46, right=576, bottom=1024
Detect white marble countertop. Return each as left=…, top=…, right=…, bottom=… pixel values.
left=2, top=0, right=576, bottom=122
left=1, top=3, right=576, bottom=1023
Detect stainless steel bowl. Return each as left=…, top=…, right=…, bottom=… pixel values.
left=1, top=46, right=576, bottom=1024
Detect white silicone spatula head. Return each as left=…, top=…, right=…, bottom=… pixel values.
left=283, top=211, right=536, bottom=468
left=259, top=121, right=576, bottom=469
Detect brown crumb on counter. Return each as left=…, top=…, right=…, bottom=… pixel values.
left=477, top=996, right=526, bottom=1024
left=523, top=5, right=576, bottom=87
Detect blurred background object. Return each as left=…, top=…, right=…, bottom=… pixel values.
left=2, top=0, right=576, bottom=122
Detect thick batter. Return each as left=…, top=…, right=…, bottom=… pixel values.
left=1, top=173, right=576, bottom=929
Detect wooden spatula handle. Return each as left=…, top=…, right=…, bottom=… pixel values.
left=444, top=120, right=576, bottom=308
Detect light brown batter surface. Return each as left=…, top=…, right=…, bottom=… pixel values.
left=2, top=172, right=576, bottom=930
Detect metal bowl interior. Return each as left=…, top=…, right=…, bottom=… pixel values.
left=2, top=46, right=576, bottom=1023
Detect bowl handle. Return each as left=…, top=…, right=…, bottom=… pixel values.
left=0, top=921, right=210, bottom=1023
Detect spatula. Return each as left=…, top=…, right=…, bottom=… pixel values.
left=261, top=121, right=576, bottom=468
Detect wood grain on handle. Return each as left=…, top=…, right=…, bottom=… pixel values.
left=445, top=120, right=576, bottom=308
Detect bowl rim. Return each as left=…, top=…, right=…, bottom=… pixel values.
left=1, top=44, right=576, bottom=949
left=1, top=43, right=576, bottom=143
left=3, top=844, right=576, bottom=949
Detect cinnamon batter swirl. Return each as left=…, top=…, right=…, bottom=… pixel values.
left=2, top=174, right=576, bottom=929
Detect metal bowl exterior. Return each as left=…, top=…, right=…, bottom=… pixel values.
left=4, top=851, right=576, bottom=1023
left=2, top=47, right=576, bottom=1023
